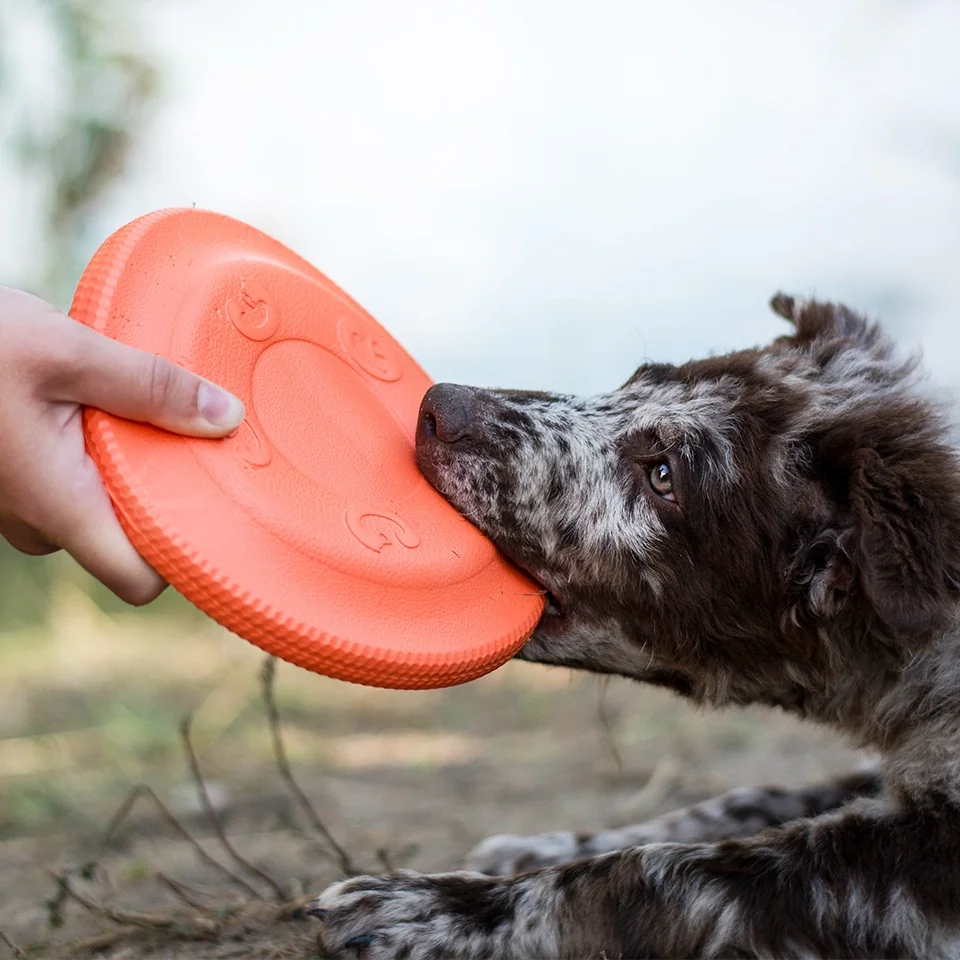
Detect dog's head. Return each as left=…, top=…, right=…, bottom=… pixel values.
left=415, top=296, right=960, bottom=711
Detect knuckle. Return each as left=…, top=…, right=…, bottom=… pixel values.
left=30, top=320, right=103, bottom=395
left=143, top=354, right=179, bottom=412
left=26, top=321, right=82, bottom=383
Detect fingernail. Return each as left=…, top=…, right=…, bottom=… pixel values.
left=198, top=382, right=245, bottom=430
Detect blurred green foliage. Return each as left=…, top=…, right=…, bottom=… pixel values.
left=0, top=540, right=206, bottom=633
left=0, top=0, right=159, bottom=627
left=5, top=0, right=158, bottom=301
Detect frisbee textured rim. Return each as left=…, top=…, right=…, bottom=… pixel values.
left=71, top=208, right=544, bottom=689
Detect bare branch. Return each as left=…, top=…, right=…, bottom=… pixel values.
left=49, top=871, right=218, bottom=940
left=96, top=783, right=262, bottom=899
left=260, top=656, right=357, bottom=876
left=179, top=715, right=289, bottom=900
left=0, top=928, right=26, bottom=959
left=597, top=677, right=624, bottom=772
left=65, top=926, right=139, bottom=956
left=157, top=873, right=214, bottom=912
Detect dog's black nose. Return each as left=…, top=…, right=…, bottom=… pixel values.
left=418, top=383, right=477, bottom=444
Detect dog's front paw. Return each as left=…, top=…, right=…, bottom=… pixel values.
left=308, top=869, right=560, bottom=959
left=465, top=831, right=581, bottom=875
left=309, top=871, right=459, bottom=959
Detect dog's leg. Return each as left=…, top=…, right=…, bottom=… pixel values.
left=465, top=767, right=881, bottom=875
left=310, top=791, right=955, bottom=959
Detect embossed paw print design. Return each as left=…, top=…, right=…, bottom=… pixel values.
left=225, top=279, right=278, bottom=341
left=341, top=316, right=402, bottom=382
left=229, top=418, right=271, bottom=467
left=345, top=507, right=420, bottom=553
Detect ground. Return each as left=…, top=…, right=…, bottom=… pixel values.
left=0, top=582, right=860, bottom=958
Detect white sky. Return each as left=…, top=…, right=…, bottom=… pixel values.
left=5, top=0, right=960, bottom=396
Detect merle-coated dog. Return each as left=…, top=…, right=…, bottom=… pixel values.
left=309, top=295, right=960, bottom=959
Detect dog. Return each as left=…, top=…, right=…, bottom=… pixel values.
left=308, top=295, right=960, bottom=958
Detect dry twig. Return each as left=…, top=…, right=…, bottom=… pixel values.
left=0, top=928, right=26, bottom=959
left=95, top=783, right=262, bottom=899
left=597, top=677, right=624, bottom=772
left=260, top=656, right=357, bottom=876
left=49, top=871, right=219, bottom=940
left=157, top=872, right=214, bottom=912
left=65, top=925, right=140, bottom=956
left=180, top=715, right=289, bottom=900
left=618, top=754, right=683, bottom=823
left=41, top=662, right=371, bottom=951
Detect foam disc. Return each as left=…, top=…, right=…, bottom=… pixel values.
left=71, top=208, right=544, bottom=688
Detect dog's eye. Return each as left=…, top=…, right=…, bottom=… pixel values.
left=649, top=462, right=676, bottom=501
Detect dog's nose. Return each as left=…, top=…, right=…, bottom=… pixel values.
left=418, top=383, right=478, bottom=444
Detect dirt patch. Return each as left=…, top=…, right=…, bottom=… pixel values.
left=0, top=597, right=861, bottom=958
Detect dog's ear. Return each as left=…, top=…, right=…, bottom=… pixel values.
left=770, top=293, right=882, bottom=354
left=846, top=446, right=960, bottom=638
left=805, top=424, right=960, bottom=639
left=774, top=294, right=960, bottom=638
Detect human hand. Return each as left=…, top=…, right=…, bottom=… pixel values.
left=0, top=285, right=245, bottom=604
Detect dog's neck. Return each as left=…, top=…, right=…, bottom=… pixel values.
left=656, top=623, right=960, bottom=802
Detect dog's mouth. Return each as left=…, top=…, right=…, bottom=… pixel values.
left=413, top=402, right=569, bottom=633
left=543, top=590, right=564, bottom=618
left=527, top=581, right=570, bottom=634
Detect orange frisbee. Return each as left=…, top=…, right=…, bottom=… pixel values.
left=71, top=208, right=544, bottom=689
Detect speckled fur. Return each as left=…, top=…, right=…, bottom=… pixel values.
left=311, top=295, right=960, bottom=958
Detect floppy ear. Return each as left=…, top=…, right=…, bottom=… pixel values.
left=773, top=293, right=960, bottom=637
left=796, top=418, right=960, bottom=640
left=848, top=446, right=960, bottom=638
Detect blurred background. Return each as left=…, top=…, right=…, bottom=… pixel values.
left=0, top=1, right=956, bottom=955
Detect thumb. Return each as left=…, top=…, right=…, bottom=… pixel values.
left=57, top=320, right=245, bottom=437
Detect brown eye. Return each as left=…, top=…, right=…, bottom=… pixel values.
left=649, top=462, right=676, bottom=501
